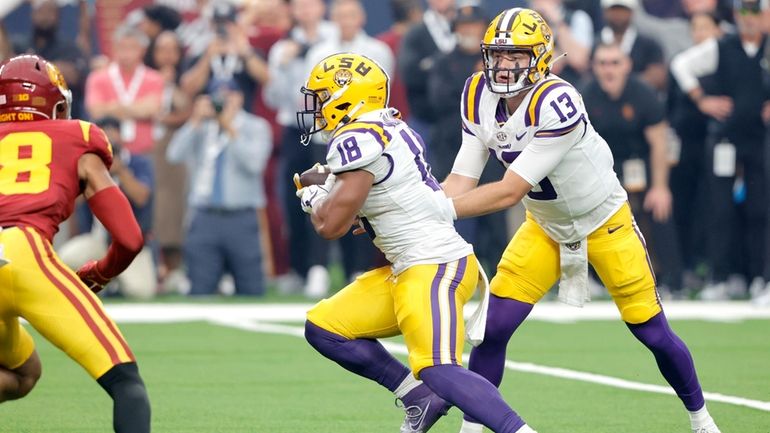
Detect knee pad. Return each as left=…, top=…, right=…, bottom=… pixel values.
left=305, top=320, right=347, bottom=353
left=620, top=302, right=660, bottom=325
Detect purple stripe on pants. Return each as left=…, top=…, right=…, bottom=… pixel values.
left=448, top=257, right=468, bottom=364
left=431, top=263, right=448, bottom=365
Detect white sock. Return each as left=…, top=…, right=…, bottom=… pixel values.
left=393, top=374, right=421, bottom=399
left=689, top=405, right=714, bottom=429
left=459, top=420, right=484, bottom=433
left=515, top=424, right=537, bottom=433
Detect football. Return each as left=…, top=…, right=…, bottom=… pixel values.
left=294, top=164, right=331, bottom=189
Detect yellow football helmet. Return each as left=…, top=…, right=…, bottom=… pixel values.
left=481, top=8, right=554, bottom=96
left=297, top=53, right=389, bottom=145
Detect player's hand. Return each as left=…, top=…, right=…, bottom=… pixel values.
left=352, top=216, right=366, bottom=235
left=697, top=96, right=733, bottom=122
left=643, top=185, right=672, bottom=222
left=76, top=260, right=111, bottom=294
left=296, top=184, right=329, bottom=214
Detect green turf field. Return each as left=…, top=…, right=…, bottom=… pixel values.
left=1, top=305, right=768, bottom=432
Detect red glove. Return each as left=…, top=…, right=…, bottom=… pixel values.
left=76, top=260, right=111, bottom=294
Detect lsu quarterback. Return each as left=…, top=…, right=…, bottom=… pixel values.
left=439, top=8, right=721, bottom=433
left=296, top=52, right=537, bottom=433
left=0, top=55, right=150, bottom=431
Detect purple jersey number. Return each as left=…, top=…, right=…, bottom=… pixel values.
left=549, top=92, right=578, bottom=123
left=336, top=136, right=362, bottom=166
left=399, top=128, right=440, bottom=191
left=500, top=150, right=557, bottom=200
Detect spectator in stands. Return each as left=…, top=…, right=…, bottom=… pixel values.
left=167, top=79, right=272, bottom=296
left=306, top=0, right=393, bottom=77
left=531, top=0, right=594, bottom=86
left=583, top=42, right=683, bottom=294
left=139, top=4, right=181, bottom=69
left=151, top=30, right=192, bottom=294
left=13, top=0, right=88, bottom=119
left=666, top=11, right=723, bottom=289
left=263, top=0, right=337, bottom=297
left=58, top=117, right=157, bottom=300
left=0, top=24, right=12, bottom=62
left=239, top=0, right=293, bottom=284
left=398, top=0, right=456, bottom=136
left=85, top=25, right=164, bottom=156
left=600, top=0, right=667, bottom=91
left=670, top=0, right=770, bottom=300
left=377, top=0, right=423, bottom=118
left=180, top=1, right=269, bottom=114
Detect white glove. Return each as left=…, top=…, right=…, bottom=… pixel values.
left=296, top=184, right=329, bottom=214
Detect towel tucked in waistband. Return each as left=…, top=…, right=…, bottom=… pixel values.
left=558, top=238, right=590, bottom=307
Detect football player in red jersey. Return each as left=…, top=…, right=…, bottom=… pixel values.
left=0, top=55, right=150, bottom=432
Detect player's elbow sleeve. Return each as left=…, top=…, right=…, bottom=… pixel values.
left=88, top=186, right=144, bottom=252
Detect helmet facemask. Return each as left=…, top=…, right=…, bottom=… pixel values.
left=297, top=86, right=328, bottom=146
left=480, top=8, right=555, bottom=98
left=482, top=45, right=541, bottom=97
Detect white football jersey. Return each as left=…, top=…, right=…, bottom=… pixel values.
left=454, top=73, right=627, bottom=243
left=326, top=109, right=473, bottom=274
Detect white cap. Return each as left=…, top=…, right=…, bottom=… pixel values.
left=601, top=0, right=639, bottom=9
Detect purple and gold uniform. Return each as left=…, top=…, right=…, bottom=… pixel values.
left=0, top=119, right=135, bottom=378
left=453, top=72, right=660, bottom=324
left=307, top=108, right=481, bottom=375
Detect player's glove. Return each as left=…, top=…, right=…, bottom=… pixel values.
left=296, top=184, right=330, bottom=214
left=76, top=260, right=111, bottom=294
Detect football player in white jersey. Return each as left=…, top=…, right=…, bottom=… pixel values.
left=296, top=53, right=537, bottom=433
left=439, top=8, right=722, bottom=433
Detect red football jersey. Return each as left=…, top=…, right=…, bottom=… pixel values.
left=0, top=119, right=113, bottom=241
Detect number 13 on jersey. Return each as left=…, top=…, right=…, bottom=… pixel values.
left=0, top=132, right=53, bottom=195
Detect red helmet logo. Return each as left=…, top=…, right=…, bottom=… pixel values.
left=0, top=54, right=72, bottom=122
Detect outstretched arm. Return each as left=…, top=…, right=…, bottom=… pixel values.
left=77, top=153, right=143, bottom=289
left=451, top=169, right=531, bottom=218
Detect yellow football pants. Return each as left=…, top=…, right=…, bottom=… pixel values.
left=307, top=255, right=479, bottom=376
left=0, top=226, right=135, bottom=378
left=491, top=202, right=661, bottom=324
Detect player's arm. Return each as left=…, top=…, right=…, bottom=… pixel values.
left=443, top=77, right=490, bottom=197
left=310, top=170, right=373, bottom=240
left=642, top=120, right=672, bottom=222
left=450, top=169, right=531, bottom=217
left=452, top=89, right=584, bottom=218
left=77, top=153, right=143, bottom=290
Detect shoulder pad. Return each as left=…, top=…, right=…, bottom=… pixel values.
left=461, top=72, right=486, bottom=125
left=524, top=79, right=575, bottom=127
left=327, top=121, right=390, bottom=173
left=77, top=120, right=114, bottom=168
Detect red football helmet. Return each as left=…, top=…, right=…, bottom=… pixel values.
left=0, top=54, right=72, bottom=121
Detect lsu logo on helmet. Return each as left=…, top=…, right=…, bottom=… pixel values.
left=481, top=8, right=554, bottom=96
left=297, top=53, right=389, bottom=145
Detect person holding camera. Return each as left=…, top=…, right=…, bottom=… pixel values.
left=58, top=116, right=157, bottom=299
left=180, top=2, right=268, bottom=113
left=263, top=0, right=338, bottom=296
left=167, top=79, right=272, bottom=296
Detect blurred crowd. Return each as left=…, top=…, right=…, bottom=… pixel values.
left=2, top=0, right=769, bottom=304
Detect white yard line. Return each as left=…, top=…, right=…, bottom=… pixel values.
left=96, top=303, right=770, bottom=412
left=208, top=316, right=770, bottom=413
left=104, top=301, right=770, bottom=323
